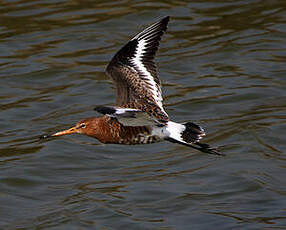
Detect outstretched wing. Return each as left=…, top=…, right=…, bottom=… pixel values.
left=106, top=16, right=169, bottom=122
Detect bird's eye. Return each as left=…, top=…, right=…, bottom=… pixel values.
left=80, top=123, right=86, bottom=128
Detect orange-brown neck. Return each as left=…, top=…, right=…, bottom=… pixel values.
left=81, top=116, right=121, bottom=143
left=81, top=116, right=157, bottom=145
left=50, top=116, right=160, bottom=145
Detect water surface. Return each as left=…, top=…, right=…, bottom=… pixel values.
left=0, top=0, right=286, bottom=229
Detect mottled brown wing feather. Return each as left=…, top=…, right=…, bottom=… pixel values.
left=105, top=16, right=170, bottom=122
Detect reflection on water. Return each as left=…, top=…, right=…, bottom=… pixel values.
left=1, top=0, right=286, bottom=229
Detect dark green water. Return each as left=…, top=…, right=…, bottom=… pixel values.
left=1, top=0, right=286, bottom=229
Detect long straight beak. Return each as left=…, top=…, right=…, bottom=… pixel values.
left=51, top=126, right=77, bottom=137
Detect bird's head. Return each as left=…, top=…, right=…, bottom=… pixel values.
left=45, top=117, right=100, bottom=138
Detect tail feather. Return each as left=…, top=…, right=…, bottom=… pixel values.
left=165, top=121, right=223, bottom=156
left=181, top=122, right=205, bottom=143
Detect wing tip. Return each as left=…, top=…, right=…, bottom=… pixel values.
left=94, top=106, right=116, bottom=115
left=155, top=15, right=170, bottom=26
left=132, top=15, right=170, bottom=41
left=161, top=15, right=170, bottom=24
left=159, top=15, right=170, bottom=32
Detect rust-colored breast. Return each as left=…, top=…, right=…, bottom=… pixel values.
left=91, top=116, right=161, bottom=145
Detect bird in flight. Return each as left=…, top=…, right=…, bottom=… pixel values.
left=42, top=16, right=222, bottom=155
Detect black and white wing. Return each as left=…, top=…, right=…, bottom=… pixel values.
left=106, top=16, right=169, bottom=122
left=94, top=106, right=164, bottom=127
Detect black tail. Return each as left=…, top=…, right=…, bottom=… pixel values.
left=166, top=138, right=224, bottom=156
left=181, top=122, right=206, bottom=143
left=165, top=121, right=223, bottom=156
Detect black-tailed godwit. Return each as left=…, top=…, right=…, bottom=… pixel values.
left=43, top=16, right=222, bottom=155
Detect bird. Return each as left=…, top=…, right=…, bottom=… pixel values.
left=42, top=16, right=222, bottom=156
